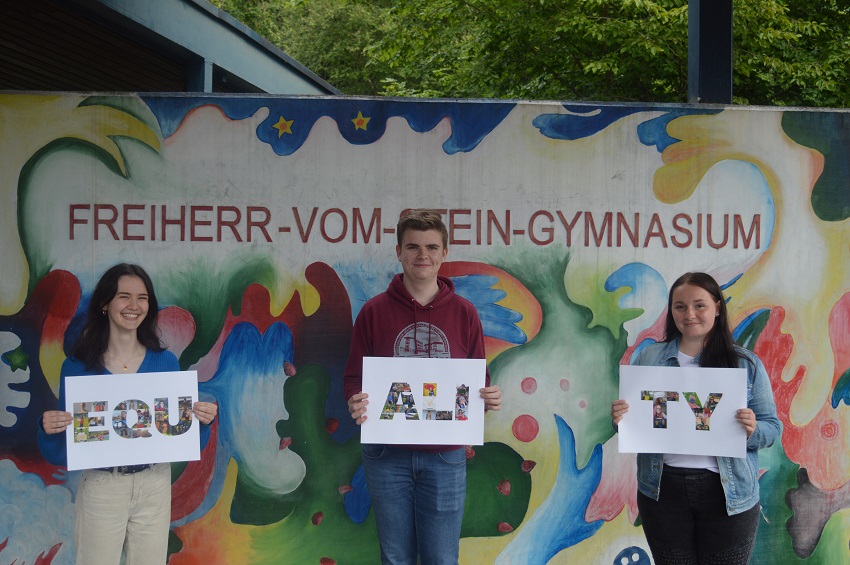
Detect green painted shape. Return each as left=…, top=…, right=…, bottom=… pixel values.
left=753, top=441, right=812, bottom=564
left=79, top=95, right=163, bottom=139
left=18, top=139, right=129, bottom=292
left=236, top=363, right=381, bottom=564
left=231, top=461, right=294, bottom=525
left=580, top=270, right=643, bottom=339
left=487, top=244, right=626, bottom=465
left=166, top=529, right=184, bottom=560
left=160, top=257, right=278, bottom=368
left=462, top=442, right=531, bottom=537
left=1, top=346, right=29, bottom=372
left=734, top=310, right=771, bottom=351
left=782, top=111, right=850, bottom=221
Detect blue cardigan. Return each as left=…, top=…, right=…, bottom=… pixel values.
left=37, top=349, right=210, bottom=467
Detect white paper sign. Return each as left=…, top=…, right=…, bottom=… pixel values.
left=64, top=371, right=201, bottom=471
left=361, top=357, right=487, bottom=446
left=618, top=365, right=747, bottom=458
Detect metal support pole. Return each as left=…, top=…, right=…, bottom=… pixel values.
left=688, top=0, right=733, bottom=103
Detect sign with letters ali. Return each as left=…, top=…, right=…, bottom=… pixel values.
left=64, top=371, right=201, bottom=471
left=361, top=357, right=487, bottom=446
left=617, top=365, right=747, bottom=458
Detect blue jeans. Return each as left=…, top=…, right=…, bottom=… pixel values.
left=637, top=465, right=760, bottom=565
left=361, top=445, right=467, bottom=565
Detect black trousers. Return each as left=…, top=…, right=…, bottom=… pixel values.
left=637, top=465, right=760, bottom=565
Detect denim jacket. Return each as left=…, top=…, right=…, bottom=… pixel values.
left=631, top=338, right=781, bottom=515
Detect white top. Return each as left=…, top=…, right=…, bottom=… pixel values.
left=662, top=352, right=719, bottom=473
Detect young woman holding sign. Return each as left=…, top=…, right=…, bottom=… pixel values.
left=37, top=263, right=217, bottom=565
left=611, top=272, right=780, bottom=565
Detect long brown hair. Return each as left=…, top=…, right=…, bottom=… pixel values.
left=71, top=263, right=165, bottom=370
left=664, top=272, right=740, bottom=368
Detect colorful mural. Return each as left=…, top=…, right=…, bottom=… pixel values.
left=0, top=93, right=849, bottom=564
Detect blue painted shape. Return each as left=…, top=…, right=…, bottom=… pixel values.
left=500, top=414, right=604, bottom=562
left=344, top=464, right=372, bottom=524
left=630, top=338, right=659, bottom=363
left=142, top=96, right=515, bottom=155
left=532, top=104, right=720, bottom=154
left=173, top=320, right=297, bottom=526
left=605, top=263, right=666, bottom=314
left=612, top=546, right=652, bottom=565
left=731, top=308, right=770, bottom=342
left=832, top=368, right=850, bottom=409
left=635, top=109, right=716, bottom=152
left=452, top=274, right=527, bottom=345
left=534, top=105, right=642, bottom=140
left=720, top=272, right=743, bottom=291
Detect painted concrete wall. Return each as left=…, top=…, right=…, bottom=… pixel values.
left=1, top=93, right=848, bottom=564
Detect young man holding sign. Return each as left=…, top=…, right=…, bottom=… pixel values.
left=345, top=209, right=502, bottom=565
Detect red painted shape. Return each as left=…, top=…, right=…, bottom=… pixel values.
left=521, top=460, right=537, bottom=473
left=325, top=418, right=339, bottom=434
left=497, top=522, right=514, bottom=533
left=34, top=543, right=62, bottom=564
left=512, top=414, right=540, bottom=442
left=171, top=418, right=219, bottom=520
left=497, top=480, right=511, bottom=496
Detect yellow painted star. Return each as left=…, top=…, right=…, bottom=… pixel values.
left=273, top=116, right=294, bottom=137
left=352, top=111, right=371, bottom=131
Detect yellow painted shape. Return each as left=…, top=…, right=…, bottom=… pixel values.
left=0, top=94, right=160, bottom=314
left=170, top=459, right=253, bottom=565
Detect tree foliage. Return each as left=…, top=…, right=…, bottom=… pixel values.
left=210, top=0, right=850, bottom=107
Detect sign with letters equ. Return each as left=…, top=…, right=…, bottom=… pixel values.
left=64, top=371, right=201, bottom=471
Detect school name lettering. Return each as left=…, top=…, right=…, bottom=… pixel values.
left=68, top=205, right=762, bottom=249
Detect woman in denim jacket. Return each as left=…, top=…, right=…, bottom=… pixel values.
left=611, top=272, right=780, bottom=565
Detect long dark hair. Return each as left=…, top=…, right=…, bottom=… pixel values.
left=71, top=263, right=165, bottom=370
left=663, top=272, right=740, bottom=368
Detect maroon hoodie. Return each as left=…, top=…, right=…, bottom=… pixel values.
left=344, top=273, right=490, bottom=450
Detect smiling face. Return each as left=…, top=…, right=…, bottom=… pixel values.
left=670, top=283, right=720, bottom=352
left=104, top=275, right=149, bottom=335
left=396, top=228, right=448, bottom=286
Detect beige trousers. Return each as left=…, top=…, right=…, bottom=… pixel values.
left=74, top=463, right=171, bottom=565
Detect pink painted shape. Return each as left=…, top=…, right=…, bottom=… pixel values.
left=586, top=445, right=639, bottom=524
left=157, top=306, right=196, bottom=359
left=520, top=377, right=537, bottom=394
left=760, top=299, right=850, bottom=490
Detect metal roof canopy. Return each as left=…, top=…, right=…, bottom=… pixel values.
left=2, top=0, right=339, bottom=94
